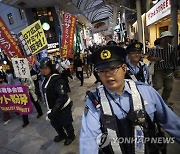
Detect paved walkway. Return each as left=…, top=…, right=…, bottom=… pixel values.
left=0, top=75, right=180, bottom=154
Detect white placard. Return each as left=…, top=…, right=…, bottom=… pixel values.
left=11, top=58, right=31, bottom=79
left=146, top=0, right=171, bottom=26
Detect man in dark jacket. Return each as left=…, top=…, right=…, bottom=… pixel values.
left=40, top=57, right=75, bottom=145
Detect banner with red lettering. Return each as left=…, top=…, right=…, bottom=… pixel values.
left=0, top=16, right=23, bottom=58
left=61, top=13, right=76, bottom=58
left=0, top=85, right=33, bottom=115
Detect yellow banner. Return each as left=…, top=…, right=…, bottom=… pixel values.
left=20, top=20, right=47, bottom=55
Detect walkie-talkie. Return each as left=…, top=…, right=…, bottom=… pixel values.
left=86, top=91, right=101, bottom=109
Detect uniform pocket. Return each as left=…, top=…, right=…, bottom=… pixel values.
left=145, top=103, right=156, bottom=121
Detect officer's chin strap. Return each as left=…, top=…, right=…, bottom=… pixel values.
left=98, top=85, right=123, bottom=154
left=127, top=80, right=145, bottom=154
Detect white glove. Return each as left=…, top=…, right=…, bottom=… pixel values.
left=46, top=110, right=52, bottom=121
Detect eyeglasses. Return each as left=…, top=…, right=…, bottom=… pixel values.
left=97, top=65, right=122, bottom=76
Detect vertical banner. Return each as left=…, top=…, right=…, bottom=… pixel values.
left=18, top=20, right=48, bottom=56
left=0, top=85, right=33, bottom=115
left=0, top=16, right=23, bottom=58
left=11, top=58, right=31, bottom=78
left=61, top=13, right=76, bottom=58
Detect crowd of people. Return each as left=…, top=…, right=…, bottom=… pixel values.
left=0, top=31, right=180, bottom=152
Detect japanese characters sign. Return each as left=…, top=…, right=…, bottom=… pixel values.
left=11, top=58, right=31, bottom=78
left=61, top=13, right=76, bottom=58
left=19, top=20, right=47, bottom=55
left=0, top=16, right=23, bottom=58
left=0, top=85, right=33, bottom=115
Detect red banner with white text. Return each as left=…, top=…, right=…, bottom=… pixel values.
left=0, top=16, right=23, bottom=58
left=61, top=13, right=76, bottom=58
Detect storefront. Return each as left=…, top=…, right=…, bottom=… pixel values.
left=146, top=0, right=180, bottom=47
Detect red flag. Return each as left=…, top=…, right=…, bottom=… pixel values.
left=0, top=16, right=23, bottom=58
left=61, top=13, right=76, bottom=58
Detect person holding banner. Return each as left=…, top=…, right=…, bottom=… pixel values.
left=21, top=76, right=43, bottom=127
left=0, top=71, right=11, bottom=125
left=40, top=57, right=75, bottom=145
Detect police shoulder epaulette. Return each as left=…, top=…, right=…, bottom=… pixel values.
left=136, top=81, right=150, bottom=86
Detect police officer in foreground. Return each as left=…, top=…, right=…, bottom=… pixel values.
left=126, top=42, right=150, bottom=84
left=80, top=46, right=180, bottom=154
left=39, top=57, right=75, bottom=145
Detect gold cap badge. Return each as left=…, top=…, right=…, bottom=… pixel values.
left=100, top=50, right=111, bottom=60
left=135, top=43, right=141, bottom=48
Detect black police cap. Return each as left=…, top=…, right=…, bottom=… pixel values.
left=126, top=42, right=143, bottom=53
left=39, top=57, right=53, bottom=69
left=91, top=46, right=127, bottom=69
left=107, top=40, right=117, bottom=46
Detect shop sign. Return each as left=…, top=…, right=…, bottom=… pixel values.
left=48, top=42, right=59, bottom=50
left=146, top=0, right=171, bottom=26
left=91, top=17, right=109, bottom=34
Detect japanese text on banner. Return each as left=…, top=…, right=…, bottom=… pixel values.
left=0, top=85, right=33, bottom=115
left=19, top=20, right=47, bottom=55
left=11, top=58, right=31, bottom=78
left=0, top=16, right=23, bottom=58
left=61, top=13, right=76, bottom=58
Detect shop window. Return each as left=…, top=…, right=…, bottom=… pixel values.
left=19, top=9, right=25, bottom=19
left=7, top=13, right=14, bottom=25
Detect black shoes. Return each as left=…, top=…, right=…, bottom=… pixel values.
left=37, top=113, right=43, bottom=119
left=54, top=134, right=67, bottom=142
left=54, top=134, right=75, bottom=145
left=64, top=135, right=75, bottom=146
left=22, top=121, right=29, bottom=128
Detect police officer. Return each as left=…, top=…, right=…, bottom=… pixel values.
left=40, top=57, right=75, bottom=145
left=126, top=42, right=150, bottom=84
left=80, top=46, right=180, bottom=154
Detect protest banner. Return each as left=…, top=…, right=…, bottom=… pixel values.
left=0, top=85, right=33, bottom=115
left=0, top=16, right=23, bottom=58
left=11, top=58, right=31, bottom=78
left=18, top=20, right=48, bottom=56
left=61, top=13, right=76, bottom=58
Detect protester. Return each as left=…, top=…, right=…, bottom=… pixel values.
left=21, top=76, right=43, bottom=127
left=0, top=70, right=11, bottom=125
left=148, top=31, right=178, bottom=105
left=74, top=54, right=84, bottom=86
left=61, top=58, right=72, bottom=92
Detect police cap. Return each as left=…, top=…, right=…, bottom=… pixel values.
left=91, top=46, right=127, bottom=69
left=107, top=40, right=117, bottom=46
left=39, top=57, right=53, bottom=69
left=126, top=42, right=143, bottom=53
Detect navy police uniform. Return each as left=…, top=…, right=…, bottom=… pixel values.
left=40, top=57, right=75, bottom=145
left=126, top=42, right=150, bottom=84
left=80, top=46, right=180, bottom=154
